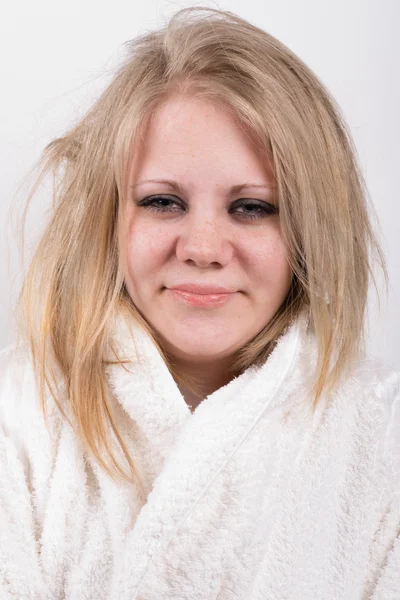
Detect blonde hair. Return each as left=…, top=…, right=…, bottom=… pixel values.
left=14, top=6, right=387, bottom=487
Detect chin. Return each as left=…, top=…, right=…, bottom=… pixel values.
left=160, top=333, right=236, bottom=361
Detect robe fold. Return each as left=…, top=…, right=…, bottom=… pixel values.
left=0, top=309, right=399, bottom=599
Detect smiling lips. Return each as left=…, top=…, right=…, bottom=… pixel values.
left=166, top=283, right=237, bottom=307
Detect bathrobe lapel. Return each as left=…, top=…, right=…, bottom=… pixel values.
left=106, top=309, right=310, bottom=598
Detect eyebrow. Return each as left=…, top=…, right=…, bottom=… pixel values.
left=130, top=179, right=274, bottom=194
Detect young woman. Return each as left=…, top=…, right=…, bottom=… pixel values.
left=0, top=6, right=398, bottom=599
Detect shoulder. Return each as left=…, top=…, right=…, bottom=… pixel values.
left=0, top=340, right=36, bottom=379
left=351, top=354, right=400, bottom=424
left=349, top=354, right=400, bottom=491
left=0, top=340, right=63, bottom=455
left=353, top=353, right=400, bottom=392
left=0, top=341, right=39, bottom=422
left=0, top=341, right=41, bottom=478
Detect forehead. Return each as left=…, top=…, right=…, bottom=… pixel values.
left=129, top=95, right=275, bottom=188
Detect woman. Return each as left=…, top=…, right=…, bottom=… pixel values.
left=0, top=6, right=398, bottom=599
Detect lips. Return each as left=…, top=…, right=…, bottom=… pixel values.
left=168, top=283, right=234, bottom=295
left=165, top=283, right=238, bottom=308
left=167, top=288, right=234, bottom=308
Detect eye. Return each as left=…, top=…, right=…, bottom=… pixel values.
left=229, top=199, right=278, bottom=220
left=137, top=195, right=183, bottom=214
left=136, top=195, right=278, bottom=220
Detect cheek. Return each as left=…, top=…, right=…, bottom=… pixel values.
left=124, top=217, right=170, bottom=282
left=250, top=229, right=292, bottom=290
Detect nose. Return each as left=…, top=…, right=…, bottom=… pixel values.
left=175, top=214, right=233, bottom=268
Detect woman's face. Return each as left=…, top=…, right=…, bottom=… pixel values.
left=120, top=95, right=292, bottom=366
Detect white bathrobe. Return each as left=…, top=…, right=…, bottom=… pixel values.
left=0, top=309, right=399, bottom=599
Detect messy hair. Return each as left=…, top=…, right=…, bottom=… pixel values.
left=15, top=6, right=387, bottom=486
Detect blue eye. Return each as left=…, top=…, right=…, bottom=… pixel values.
left=139, top=196, right=182, bottom=214
left=232, top=201, right=278, bottom=219
left=137, top=195, right=278, bottom=220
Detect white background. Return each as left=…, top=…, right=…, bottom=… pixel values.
left=0, top=0, right=398, bottom=368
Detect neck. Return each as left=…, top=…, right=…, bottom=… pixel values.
left=173, top=357, right=236, bottom=412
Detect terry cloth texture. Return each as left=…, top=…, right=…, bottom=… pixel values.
left=0, top=308, right=399, bottom=599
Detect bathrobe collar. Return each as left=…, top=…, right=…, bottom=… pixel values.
left=105, top=307, right=313, bottom=598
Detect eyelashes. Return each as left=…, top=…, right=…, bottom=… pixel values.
left=136, top=195, right=279, bottom=221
